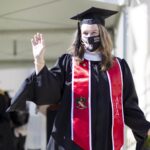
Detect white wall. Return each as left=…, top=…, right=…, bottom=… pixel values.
left=0, top=67, right=33, bottom=97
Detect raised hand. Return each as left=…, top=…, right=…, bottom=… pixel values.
left=31, top=33, right=45, bottom=74
left=31, top=33, right=45, bottom=62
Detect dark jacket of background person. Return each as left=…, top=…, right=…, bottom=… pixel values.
left=0, top=90, right=15, bottom=150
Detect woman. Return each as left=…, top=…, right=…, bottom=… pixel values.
left=10, top=7, right=150, bottom=150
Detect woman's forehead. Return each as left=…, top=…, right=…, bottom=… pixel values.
left=81, top=24, right=99, bottom=31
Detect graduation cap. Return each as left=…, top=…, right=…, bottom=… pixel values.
left=71, top=7, right=118, bottom=26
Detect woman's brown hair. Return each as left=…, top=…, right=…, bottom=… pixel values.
left=69, top=24, right=114, bottom=71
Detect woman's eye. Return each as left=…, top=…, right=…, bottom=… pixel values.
left=83, top=32, right=88, bottom=35
left=92, top=32, right=97, bottom=35
left=82, top=31, right=98, bottom=36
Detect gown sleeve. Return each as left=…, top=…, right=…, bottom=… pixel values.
left=122, top=59, right=150, bottom=149
left=7, top=72, right=36, bottom=112
left=7, top=54, right=71, bottom=112
left=35, top=54, right=70, bottom=104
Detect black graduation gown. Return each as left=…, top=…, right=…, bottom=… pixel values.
left=8, top=54, right=150, bottom=150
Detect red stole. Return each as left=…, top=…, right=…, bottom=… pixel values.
left=71, top=57, right=124, bottom=150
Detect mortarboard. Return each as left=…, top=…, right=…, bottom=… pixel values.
left=71, top=7, right=118, bottom=26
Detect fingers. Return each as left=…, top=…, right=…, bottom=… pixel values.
left=31, top=38, right=36, bottom=46
left=40, top=34, right=44, bottom=44
left=31, top=33, right=44, bottom=46
left=35, top=33, right=42, bottom=43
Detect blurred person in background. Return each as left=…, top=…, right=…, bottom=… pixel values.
left=0, top=89, right=15, bottom=150
left=9, top=110, right=29, bottom=150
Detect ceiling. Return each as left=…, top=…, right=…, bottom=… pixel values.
left=0, top=0, right=120, bottom=31
left=0, top=0, right=121, bottom=64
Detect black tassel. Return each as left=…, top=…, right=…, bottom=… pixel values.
left=75, top=21, right=81, bottom=56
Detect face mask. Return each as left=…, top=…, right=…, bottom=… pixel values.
left=82, top=35, right=101, bottom=52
